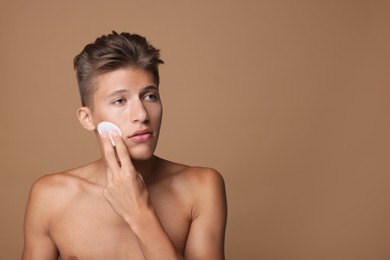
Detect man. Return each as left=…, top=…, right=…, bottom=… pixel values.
left=22, top=31, right=227, bottom=260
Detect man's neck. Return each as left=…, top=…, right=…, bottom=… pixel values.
left=132, top=155, right=160, bottom=181
left=97, top=155, right=160, bottom=183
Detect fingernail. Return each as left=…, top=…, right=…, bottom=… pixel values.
left=100, top=131, right=108, bottom=138
left=112, top=130, right=119, bottom=137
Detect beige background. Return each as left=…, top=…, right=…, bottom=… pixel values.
left=1, top=1, right=390, bottom=259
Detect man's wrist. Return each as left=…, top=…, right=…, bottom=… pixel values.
left=126, top=206, right=159, bottom=234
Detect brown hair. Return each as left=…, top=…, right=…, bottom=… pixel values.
left=73, top=31, right=164, bottom=108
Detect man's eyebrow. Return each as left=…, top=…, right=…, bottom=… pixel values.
left=142, top=85, right=159, bottom=92
left=105, top=89, right=129, bottom=99
left=105, top=86, right=158, bottom=99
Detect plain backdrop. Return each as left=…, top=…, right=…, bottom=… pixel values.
left=1, top=1, right=390, bottom=259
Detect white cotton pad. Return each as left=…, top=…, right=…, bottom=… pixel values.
left=97, top=121, right=123, bottom=146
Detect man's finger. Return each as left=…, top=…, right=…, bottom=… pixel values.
left=101, top=131, right=121, bottom=174
left=111, top=131, right=135, bottom=173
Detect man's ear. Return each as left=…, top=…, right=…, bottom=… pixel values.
left=77, top=107, right=96, bottom=131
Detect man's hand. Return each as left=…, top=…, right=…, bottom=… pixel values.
left=100, top=130, right=183, bottom=259
left=100, top=130, right=150, bottom=225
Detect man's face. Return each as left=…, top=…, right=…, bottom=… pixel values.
left=90, top=67, right=162, bottom=160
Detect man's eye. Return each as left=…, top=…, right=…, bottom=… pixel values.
left=113, top=98, right=126, bottom=105
left=144, top=93, right=158, bottom=101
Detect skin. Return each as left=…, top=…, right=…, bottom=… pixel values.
left=22, top=67, right=227, bottom=260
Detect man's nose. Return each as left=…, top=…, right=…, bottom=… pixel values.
left=130, top=99, right=149, bottom=123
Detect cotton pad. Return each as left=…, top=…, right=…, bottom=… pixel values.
left=97, top=121, right=123, bottom=146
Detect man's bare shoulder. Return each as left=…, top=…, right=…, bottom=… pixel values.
left=156, top=158, right=225, bottom=199
left=181, top=165, right=226, bottom=204
left=157, top=158, right=220, bottom=180
left=156, top=159, right=227, bottom=235
left=28, top=162, right=102, bottom=210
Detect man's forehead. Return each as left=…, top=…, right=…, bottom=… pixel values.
left=94, top=69, right=157, bottom=93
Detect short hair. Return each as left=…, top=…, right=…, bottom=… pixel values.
left=73, top=31, right=164, bottom=108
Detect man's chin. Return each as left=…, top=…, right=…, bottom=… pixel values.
left=130, top=154, right=154, bottom=162
left=128, top=148, right=156, bottom=161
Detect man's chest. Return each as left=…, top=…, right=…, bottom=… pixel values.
left=50, top=189, right=191, bottom=259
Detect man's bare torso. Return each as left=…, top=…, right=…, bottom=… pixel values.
left=41, top=157, right=197, bottom=259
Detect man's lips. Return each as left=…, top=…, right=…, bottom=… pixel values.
left=128, top=129, right=153, bottom=142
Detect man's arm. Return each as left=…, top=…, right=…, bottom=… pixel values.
left=22, top=177, right=59, bottom=260
left=184, top=168, right=227, bottom=260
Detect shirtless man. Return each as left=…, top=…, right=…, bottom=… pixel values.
left=22, top=31, right=227, bottom=260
